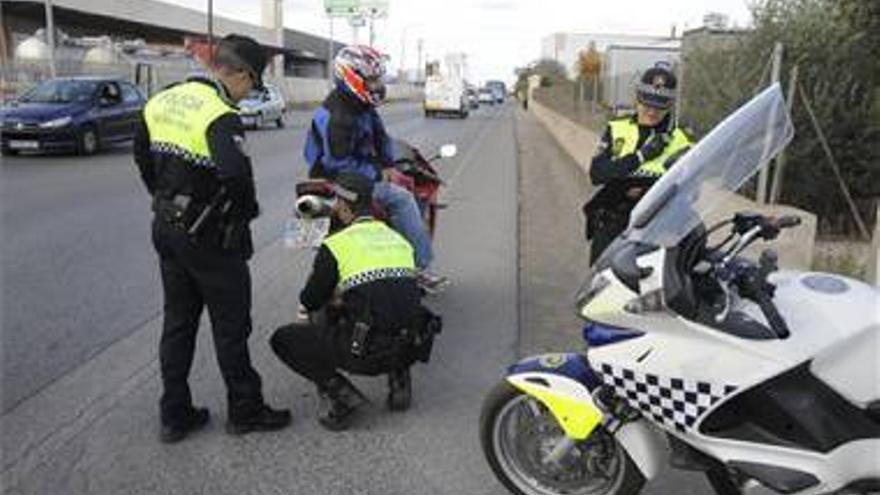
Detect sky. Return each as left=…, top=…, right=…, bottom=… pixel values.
left=160, top=0, right=754, bottom=84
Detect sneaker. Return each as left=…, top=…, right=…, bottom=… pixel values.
left=160, top=407, right=210, bottom=444
left=317, top=374, right=369, bottom=431
left=417, top=269, right=450, bottom=294
left=226, top=404, right=292, bottom=435
left=387, top=368, right=412, bottom=412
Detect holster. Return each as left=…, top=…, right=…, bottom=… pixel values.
left=154, top=194, right=198, bottom=231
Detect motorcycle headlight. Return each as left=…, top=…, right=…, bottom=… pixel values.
left=39, top=116, right=72, bottom=128
left=576, top=273, right=611, bottom=310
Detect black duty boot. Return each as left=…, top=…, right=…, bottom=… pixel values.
left=317, top=374, right=368, bottom=431
left=387, top=368, right=412, bottom=412
left=226, top=404, right=292, bottom=435
left=160, top=407, right=210, bottom=444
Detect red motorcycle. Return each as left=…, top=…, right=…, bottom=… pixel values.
left=288, top=140, right=457, bottom=247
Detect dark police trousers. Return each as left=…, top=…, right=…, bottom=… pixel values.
left=270, top=320, right=404, bottom=385
left=152, top=218, right=263, bottom=424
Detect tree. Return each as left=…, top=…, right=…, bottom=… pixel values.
left=680, top=0, right=880, bottom=236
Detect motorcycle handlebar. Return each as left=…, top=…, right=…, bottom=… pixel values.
left=775, top=215, right=802, bottom=229
left=754, top=290, right=790, bottom=339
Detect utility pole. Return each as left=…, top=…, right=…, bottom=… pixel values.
left=327, top=18, right=334, bottom=85
left=44, top=0, right=57, bottom=77
left=399, top=26, right=408, bottom=80
left=757, top=42, right=783, bottom=204
left=416, top=38, right=424, bottom=83
left=207, top=0, right=214, bottom=64
left=275, top=0, right=284, bottom=77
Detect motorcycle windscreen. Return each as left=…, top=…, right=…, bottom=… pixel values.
left=626, top=84, right=795, bottom=248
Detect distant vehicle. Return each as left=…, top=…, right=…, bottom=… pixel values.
left=465, top=88, right=479, bottom=109
left=238, top=84, right=286, bottom=129
left=0, top=76, right=145, bottom=156
left=424, top=75, right=468, bottom=119
left=486, top=80, right=507, bottom=104
left=478, top=88, right=495, bottom=105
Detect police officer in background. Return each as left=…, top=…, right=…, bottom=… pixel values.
left=583, top=63, right=694, bottom=264
left=271, top=173, right=439, bottom=431
left=134, top=34, right=290, bottom=443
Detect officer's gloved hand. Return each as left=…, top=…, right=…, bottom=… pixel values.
left=637, top=133, right=670, bottom=164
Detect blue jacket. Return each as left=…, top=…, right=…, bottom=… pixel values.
left=304, top=88, right=394, bottom=182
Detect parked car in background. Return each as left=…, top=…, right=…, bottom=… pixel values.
left=478, top=88, right=495, bottom=105
left=238, top=84, right=286, bottom=129
left=0, top=76, right=145, bottom=156
left=465, top=88, right=479, bottom=109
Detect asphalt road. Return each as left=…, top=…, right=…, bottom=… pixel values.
left=3, top=100, right=519, bottom=494
left=1, top=100, right=726, bottom=494
left=0, top=102, right=457, bottom=412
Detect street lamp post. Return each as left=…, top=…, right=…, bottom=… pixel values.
left=207, top=0, right=214, bottom=63
left=44, top=0, right=57, bottom=77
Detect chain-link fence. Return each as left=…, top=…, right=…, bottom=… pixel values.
left=530, top=79, right=606, bottom=132
left=1, top=57, right=199, bottom=103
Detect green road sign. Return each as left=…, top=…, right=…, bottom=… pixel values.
left=324, top=0, right=388, bottom=18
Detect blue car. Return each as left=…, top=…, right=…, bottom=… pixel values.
left=1, top=76, right=145, bottom=156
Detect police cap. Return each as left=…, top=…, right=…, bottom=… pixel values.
left=333, top=172, right=374, bottom=213
left=217, top=34, right=268, bottom=91
left=636, top=64, right=677, bottom=110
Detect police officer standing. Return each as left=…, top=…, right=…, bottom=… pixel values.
left=270, top=173, right=438, bottom=431
left=584, top=63, right=693, bottom=263
left=134, top=34, right=290, bottom=443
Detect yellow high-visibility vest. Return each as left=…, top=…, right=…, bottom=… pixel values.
left=323, top=219, right=416, bottom=292
left=143, top=81, right=237, bottom=168
left=608, top=118, right=692, bottom=177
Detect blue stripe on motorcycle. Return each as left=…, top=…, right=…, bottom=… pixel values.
left=508, top=353, right=603, bottom=391
left=582, top=322, right=645, bottom=348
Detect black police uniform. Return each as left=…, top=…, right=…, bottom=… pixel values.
left=134, top=75, right=276, bottom=431
left=270, top=220, right=431, bottom=385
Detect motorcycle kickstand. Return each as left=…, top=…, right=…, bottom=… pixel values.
left=706, top=467, right=745, bottom=495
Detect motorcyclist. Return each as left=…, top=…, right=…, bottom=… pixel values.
left=270, top=173, right=440, bottom=431
left=583, top=63, right=694, bottom=263
left=304, top=45, right=448, bottom=291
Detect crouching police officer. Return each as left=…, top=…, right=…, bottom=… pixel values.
left=583, top=63, right=694, bottom=264
left=134, top=34, right=290, bottom=443
left=271, top=172, right=440, bottom=431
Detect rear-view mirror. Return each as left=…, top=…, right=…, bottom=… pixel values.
left=610, top=242, right=654, bottom=294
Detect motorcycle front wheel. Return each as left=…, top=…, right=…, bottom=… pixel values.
left=480, top=381, right=645, bottom=495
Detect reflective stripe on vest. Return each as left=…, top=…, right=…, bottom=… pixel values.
left=143, top=81, right=237, bottom=168
left=608, top=119, right=692, bottom=177
left=323, top=219, right=416, bottom=292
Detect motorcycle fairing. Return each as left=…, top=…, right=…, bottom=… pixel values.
left=595, top=361, right=739, bottom=434
left=506, top=353, right=605, bottom=439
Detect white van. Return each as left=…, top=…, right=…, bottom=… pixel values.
left=424, top=75, right=468, bottom=119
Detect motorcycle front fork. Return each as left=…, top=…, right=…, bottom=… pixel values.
left=706, top=467, right=746, bottom=495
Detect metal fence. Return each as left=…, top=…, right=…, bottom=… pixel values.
left=1, top=57, right=198, bottom=103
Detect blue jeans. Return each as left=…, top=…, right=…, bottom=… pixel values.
left=373, top=181, right=433, bottom=269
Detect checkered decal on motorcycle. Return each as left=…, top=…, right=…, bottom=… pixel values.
left=598, top=363, right=737, bottom=432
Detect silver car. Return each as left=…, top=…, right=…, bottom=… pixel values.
left=238, top=85, right=286, bottom=129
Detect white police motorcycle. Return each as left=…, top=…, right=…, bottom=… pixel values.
left=480, top=84, right=880, bottom=495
